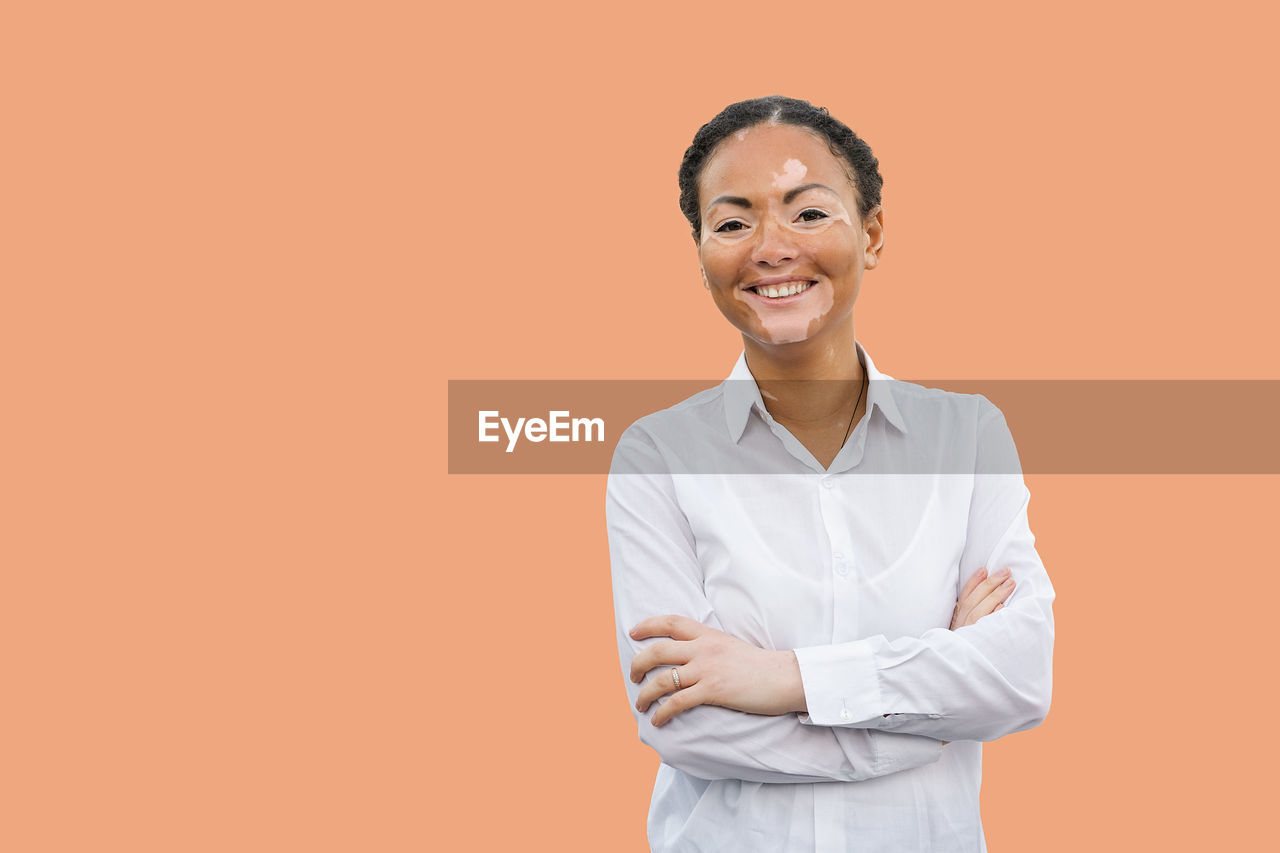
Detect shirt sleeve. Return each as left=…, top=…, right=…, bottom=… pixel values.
left=607, top=425, right=944, bottom=784
left=793, top=397, right=1056, bottom=742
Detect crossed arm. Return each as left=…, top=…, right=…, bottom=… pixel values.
left=630, top=565, right=1016, bottom=727
left=606, top=409, right=1055, bottom=782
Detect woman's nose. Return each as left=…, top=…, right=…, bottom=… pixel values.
left=750, top=216, right=798, bottom=266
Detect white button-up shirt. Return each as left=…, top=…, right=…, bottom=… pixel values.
left=606, top=343, right=1055, bottom=853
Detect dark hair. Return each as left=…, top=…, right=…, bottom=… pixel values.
left=677, top=95, right=883, bottom=241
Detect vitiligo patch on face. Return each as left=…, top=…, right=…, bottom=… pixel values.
left=772, top=158, right=808, bottom=189
left=739, top=279, right=836, bottom=345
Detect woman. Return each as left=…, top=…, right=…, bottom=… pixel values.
left=606, top=96, right=1054, bottom=852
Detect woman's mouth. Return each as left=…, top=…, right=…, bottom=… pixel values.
left=746, top=280, right=815, bottom=301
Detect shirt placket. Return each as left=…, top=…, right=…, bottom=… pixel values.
left=817, top=470, right=862, bottom=721
left=817, top=428, right=871, bottom=849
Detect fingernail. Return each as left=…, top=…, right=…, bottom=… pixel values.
left=996, top=568, right=1011, bottom=578
left=1001, top=578, right=1014, bottom=587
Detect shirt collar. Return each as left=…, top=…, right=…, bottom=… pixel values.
left=723, top=342, right=909, bottom=443
left=861, top=344, right=908, bottom=436
left=723, top=353, right=763, bottom=442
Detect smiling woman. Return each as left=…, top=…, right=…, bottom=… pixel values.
left=606, top=96, right=1055, bottom=852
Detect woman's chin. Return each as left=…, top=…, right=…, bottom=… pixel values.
left=755, top=329, right=811, bottom=346
left=747, top=309, right=826, bottom=346
left=745, top=323, right=818, bottom=347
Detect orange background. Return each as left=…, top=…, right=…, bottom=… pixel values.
left=5, top=1, right=1278, bottom=850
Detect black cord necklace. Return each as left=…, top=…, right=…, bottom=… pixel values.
left=839, top=368, right=868, bottom=449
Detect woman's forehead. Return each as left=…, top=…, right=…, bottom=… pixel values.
left=700, top=123, right=856, bottom=197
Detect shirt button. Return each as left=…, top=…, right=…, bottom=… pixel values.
left=834, top=562, right=849, bottom=577
left=840, top=709, right=854, bottom=722
left=821, top=478, right=834, bottom=489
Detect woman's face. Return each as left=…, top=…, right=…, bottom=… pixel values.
left=697, top=122, right=882, bottom=348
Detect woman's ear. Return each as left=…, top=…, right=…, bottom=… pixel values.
left=863, top=206, right=885, bottom=269
left=700, top=266, right=710, bottom=290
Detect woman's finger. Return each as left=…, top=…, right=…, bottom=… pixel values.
left=650, top=682, right=711, bottom=727
left=952, top=568, right=988, bottom=628
left=630, top=640, right=692, bottom=684
left=635, top=665, right=698, bottom=713
left=958, top=567, right=988, bottom=604
left=976, top=577, right=1015, bottom=616
left=958, top=577, right=1015, bottom=628
left=954, top=567, right=1011, bottom=627
left=630, top=614, right=708, bottom=642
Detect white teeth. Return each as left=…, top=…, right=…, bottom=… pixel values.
left=756, top=281, right=813, bottom=298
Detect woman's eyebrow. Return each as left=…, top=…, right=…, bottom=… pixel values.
left=706, top=195, right=751, bottom=212
left=706, top=183, right=840, bottom=214
left=782, top=183, right=839, bottom=203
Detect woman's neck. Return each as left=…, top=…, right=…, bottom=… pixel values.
left=744, top=318, right=863, bottom=420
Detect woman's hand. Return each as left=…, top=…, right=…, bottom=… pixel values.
left=629, top=615, right=805, bottom=727
left=951, top=567, right=1015, bottom=630
left=631, top=571, right=1014, bottom=728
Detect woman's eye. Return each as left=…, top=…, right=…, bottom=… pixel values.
left=713, top=220, right=747, bottom=233
left=797, top=209, right=829, bottom=222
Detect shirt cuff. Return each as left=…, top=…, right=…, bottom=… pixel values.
left=793, top=640, right=881, bottom=727
left=870, top=730, right=945, bottom=773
